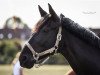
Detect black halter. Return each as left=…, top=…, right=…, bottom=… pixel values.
left=25, top=14, right=62, bottom=68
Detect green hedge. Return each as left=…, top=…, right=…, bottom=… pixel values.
left=0, top=39, right=21, bottom=64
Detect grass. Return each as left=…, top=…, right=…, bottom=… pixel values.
left=0, top=65, right=71, bottom=75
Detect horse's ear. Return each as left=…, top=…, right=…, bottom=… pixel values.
left=48, top=3, right=59, bottom=21
left=38, top=5, right=47, bottom=17
left=60, top=13, right=65, bottom=19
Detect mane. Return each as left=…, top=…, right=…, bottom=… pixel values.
left=61, top=16, right=100, bottom=49
left=33, top=17, right=44, bottom=32
left=33, top=14, right=51, bottom=33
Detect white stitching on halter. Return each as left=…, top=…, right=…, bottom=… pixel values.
left=25, top=26, right=62, bottom=68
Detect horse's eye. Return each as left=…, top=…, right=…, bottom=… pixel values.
left=43, top=28, right=49, bottom=32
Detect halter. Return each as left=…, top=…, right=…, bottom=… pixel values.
left=25, top=14, right=62, bottom=68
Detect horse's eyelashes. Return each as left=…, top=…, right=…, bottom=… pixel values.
left=43, top=28, right=49, bottom=32
left=44, top=29, right=47, bottom=32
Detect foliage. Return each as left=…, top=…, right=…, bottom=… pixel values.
left=0, top=39, right=21, bottom=64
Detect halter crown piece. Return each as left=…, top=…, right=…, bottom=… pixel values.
left=25, top=14, right=62, bottom=68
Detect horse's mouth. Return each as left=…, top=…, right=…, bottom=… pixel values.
left=21, top=62, right=34, bottom=69
left=20, top=60, right=35, bottom=69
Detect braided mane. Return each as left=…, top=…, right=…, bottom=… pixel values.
left=61, top=15, right=100, bottom=49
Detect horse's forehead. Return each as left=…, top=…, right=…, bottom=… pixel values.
left=33, top=14, right=51, bottom=32
left=35, top=17, right=44, bottom=28
left=36, top=14, right=51, bottom=27
left=32, top=17, right=44, bottom=32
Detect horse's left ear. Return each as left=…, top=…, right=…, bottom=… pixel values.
left=48, top=3, right=59, bottom=21
left=38, top=5, right=47, bottom=17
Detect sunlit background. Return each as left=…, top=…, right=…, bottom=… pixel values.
left=0, top=0, right=100, bottom=29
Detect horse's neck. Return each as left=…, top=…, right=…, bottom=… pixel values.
left=60, top=30, right=100, bottom=74
left=59, top=28, right=100, bottom=75
left=61, top=17, right=100, bottom=49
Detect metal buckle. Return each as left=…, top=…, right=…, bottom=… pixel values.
left=57, top=34, right=62, bottom=41
left=34, top=53, right=39, bottom=61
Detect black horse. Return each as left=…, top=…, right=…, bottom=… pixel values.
left=19, top=4, right=100, bottom=75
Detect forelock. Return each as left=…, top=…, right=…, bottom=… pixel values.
left=32, top=14, right=51, bottom=32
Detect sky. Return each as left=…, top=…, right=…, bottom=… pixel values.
left=0, top=0, right=100, bottom=29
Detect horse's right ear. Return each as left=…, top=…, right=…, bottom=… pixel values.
left=38, top=5, right=47, bottom=17
left=48, top=3, right=59, bottom=21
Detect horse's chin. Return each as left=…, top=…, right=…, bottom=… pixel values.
left=21, top=62, right=34, bottom=69
left=23, top=64, right=34, bottom=69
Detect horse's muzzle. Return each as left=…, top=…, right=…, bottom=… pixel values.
left=19, top=56, right=36, bottom=69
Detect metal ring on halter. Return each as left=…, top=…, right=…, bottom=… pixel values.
left=34, top=53, right=39, bottom=61
left=57, top=34, right=62, bottom=41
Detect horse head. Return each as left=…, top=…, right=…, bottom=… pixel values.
left=19, top=4, right=63, bottom=68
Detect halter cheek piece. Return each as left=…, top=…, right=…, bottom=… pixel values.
left=25, top=14, right=62, bottom=68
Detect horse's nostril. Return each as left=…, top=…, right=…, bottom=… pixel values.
left=22, top=55, right=28, bottom=61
